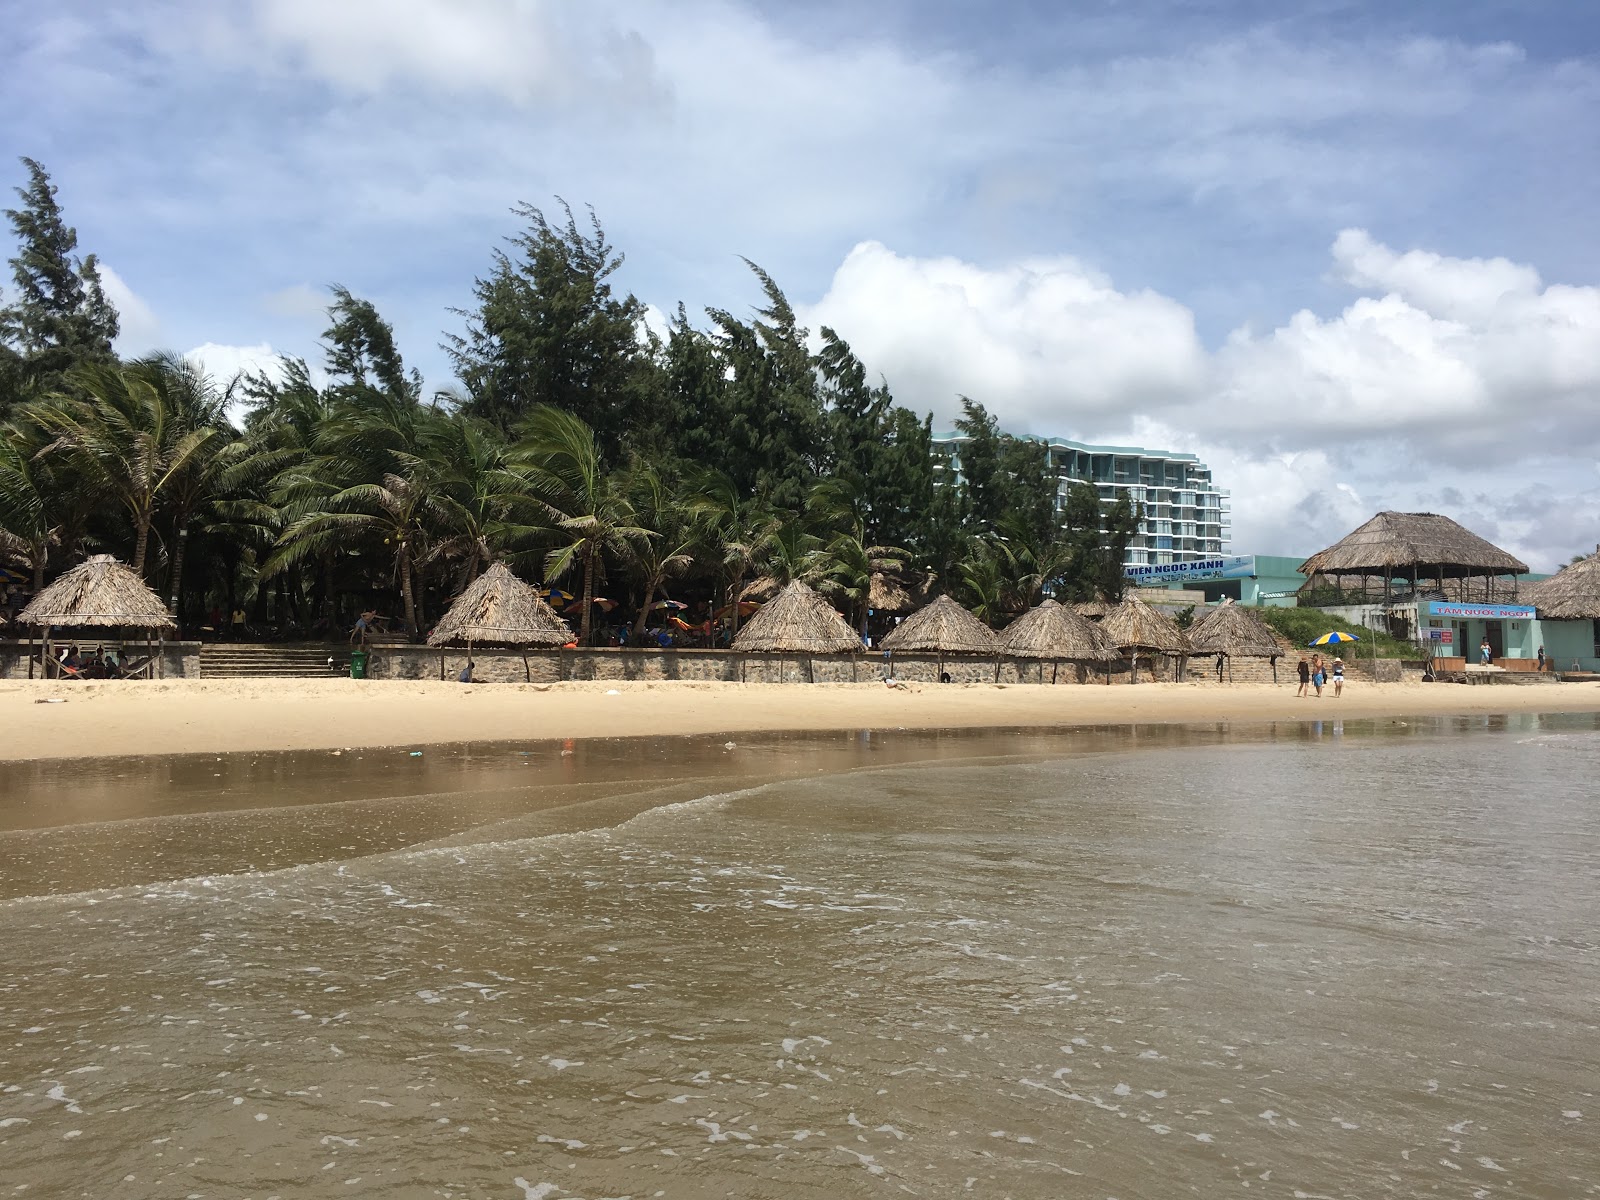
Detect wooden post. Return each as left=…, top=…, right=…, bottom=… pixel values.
left=521, top=651, right=531, bottom=683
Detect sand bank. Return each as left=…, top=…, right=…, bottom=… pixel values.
left=4, top=676, right=1600, bottom=762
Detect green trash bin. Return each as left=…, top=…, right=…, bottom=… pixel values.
left=350, top=649, right=369, bottom=679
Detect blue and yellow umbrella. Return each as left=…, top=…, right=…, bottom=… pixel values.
left=1308, top=631, right=1360, bottom=647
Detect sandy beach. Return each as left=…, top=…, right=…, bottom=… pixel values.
left=4, top=675, right=1600, bottom=761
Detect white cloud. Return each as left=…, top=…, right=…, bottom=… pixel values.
left=98, top=263, right=163, bottom=354
left=802, top=241, right=1205, bottom=426
left=262, top=283, right=328, bottom=320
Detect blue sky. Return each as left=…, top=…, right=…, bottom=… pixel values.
left=4, top=0, right=1599, bottom=567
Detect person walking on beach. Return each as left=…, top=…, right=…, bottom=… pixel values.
left=1296, top=656, right=1310, bottom=697
left=1331, top=657, right=1345, bottom=697
left=1537, top=645, right=1546, bottom=672
left=1311, top=654, right=1325, bottom=697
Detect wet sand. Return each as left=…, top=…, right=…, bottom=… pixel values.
left=4, top=675, right=1600, bottom=761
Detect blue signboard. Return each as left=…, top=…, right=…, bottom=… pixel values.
left=1427, top=602, right=1535, bottom=620
left=1125, top=555, right=1255, bottom=586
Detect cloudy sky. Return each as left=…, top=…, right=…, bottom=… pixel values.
left=5, top=0, right=1599, bottom=568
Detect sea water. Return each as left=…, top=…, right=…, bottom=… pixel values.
left=1, top=716, right=1596, bottom=1197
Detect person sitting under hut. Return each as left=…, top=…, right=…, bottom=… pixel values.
left=458, top=660, right=478, bottom=684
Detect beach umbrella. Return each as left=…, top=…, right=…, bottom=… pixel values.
left=1308, top=631, right=1360, bottom=647
left=540, top=587, right=575, bottom=607
left=651, top=599, right=688, bottom=610
left=432, top=563, right=574, bottom=681
left=731, top=580, right=862, bottom=682
left=715, top=600, right=761, bottom=619
left=590, top=596, right=618, bottom=612
left=18, top=554, right=176, bottom=679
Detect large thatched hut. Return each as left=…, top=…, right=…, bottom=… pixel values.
left=19, top=554, right=176, bottom=679
left=1100, top=593, right=1189, bottom=683
left=1522, top=550, right=1600, bottom=620
left=1299, top=512, right=1528, bottom=602
left=732, top=579, right=863, bottom=681
left=428, top=562, right=573, bottom=680
left=1000, top=599, right=1116, bottom=683
left=881, top=594, right=999, bottom=679
left=1186, top=600, right=1283, bottom=682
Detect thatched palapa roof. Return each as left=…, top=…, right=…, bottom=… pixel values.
left=427, top=562, right=572, bottom=647
left=1186, top=600, right=1282, bottom=658
left=731, top=580, right=862, bottom=653
left=1100, top=593, right=1188, bottom=654
left=1299, top=511, right=1528, bottom=579
left=1073, top=598, right=1113, bottom=619
left=1522, top=549, right=1600, bottom=620
left=1000, top=599, right=1116, bottom=661
left=882, top=594, right=998, bottom=654
left=19, top=554, right=175, bottom=630
left=868, top=572, right=914, bottom=614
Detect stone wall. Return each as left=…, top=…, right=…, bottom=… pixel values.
left=0, top=639, right=201, bottom=680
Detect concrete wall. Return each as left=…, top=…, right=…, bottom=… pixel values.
left=0, top=639, right=201, bottom=679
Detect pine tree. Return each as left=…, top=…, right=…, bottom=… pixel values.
left=1, top=158, right=119, bottom=403
left=446, top=201, right=649, bottom=463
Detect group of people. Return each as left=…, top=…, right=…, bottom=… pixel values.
left=1295, top=653, right=1344, bottom=698
left=51, top=645, right=139, bottom=680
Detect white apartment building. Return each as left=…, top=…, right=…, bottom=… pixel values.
left=931, top=432, right=1232, bottom=567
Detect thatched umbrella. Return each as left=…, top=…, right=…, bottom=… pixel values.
left=732, top=580, right=862, bottom=682
left=1000, top=599, right=1117, bottom=683
left=881, top=594, right=999, bottom=680
left=1299, top=511, right=1528, bottom=602
left=1186, top=600, right=1283, bottom=683
left=19, top=554, right=176, bottom=679
left=868, top=572, right=914, bottom=614
left=1073, top=598, right=1113, bottom=620
left=1522, top=549, right=1600, bottom=620
left=1100, top=593, right=1189, bottom=684
left=427, top=562, right=573, bottom=681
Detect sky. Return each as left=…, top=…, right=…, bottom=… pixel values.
left=4, top=0, right=1599, bottom=569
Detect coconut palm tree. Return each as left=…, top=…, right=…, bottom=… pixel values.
left=0, top=421, right=61, bottom=592
left=686, top=467, right=778, bottom=637
left=823, top=529, right=909, bottom=636
left=511, top=405, right=648, bottom=643
left=625, top=463, right=696, bottom=639
left=30, top=357, right=234, bottom=579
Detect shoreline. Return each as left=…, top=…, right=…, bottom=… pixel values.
left=4, top=676, right=1600, bottom=763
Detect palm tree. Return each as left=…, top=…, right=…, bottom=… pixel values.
left=420, top=416, right=542, bottom=593
left=512, top=406, right=649, bottom=643
left=823, top=530, right=909, bottom=636
left=625, top=463, right=696, bottom=639
left=686, top=467, right=778, bottom=637
left=30, top=359, right=232, bottom=580
left=0, top=417, right=64, bottom=592
left=268, top=471, right=441, bottom=638
left=957, top=539, right=1009, bottom=627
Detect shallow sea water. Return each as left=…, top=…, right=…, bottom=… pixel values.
left=1, top=715, right=1597, bottom=1198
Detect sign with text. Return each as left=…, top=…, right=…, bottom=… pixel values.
left=1428, top=629, right=1454, bottom=644
left=1427, top=602, right=1535, bottom=620
left=1124, top=555, right=1255, bottom=586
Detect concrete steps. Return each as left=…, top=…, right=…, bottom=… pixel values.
left=200, top=643, right=348, bottom=679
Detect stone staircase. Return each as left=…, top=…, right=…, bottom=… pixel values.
left=199, top=642, right=348, bottom=679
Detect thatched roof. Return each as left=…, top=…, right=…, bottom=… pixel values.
left=882, top=595, right=998, bottom=654
left=1522, top=549, right=1600, bottom=620
left=741, top=575, right=781, bottom=603
left=868, top=572, right=915, bottom=614
left=1073, top=599, right=1113, bottom=619
left=1299, top=511, right=1528, bottom=579
left=731, top=580, right=862, bottom=653
left=1186, top=601, right=1282, bottom=658
left=19, top=554, right=175, bottom=630
left=427, top=562, right=573, bottom=647
left=1100, top=593, right=1189, bottom=653
left=1000, top=599, right=1116, bottom=661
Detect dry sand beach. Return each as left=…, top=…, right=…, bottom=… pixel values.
left=4, top=675, right=1600, bottom=761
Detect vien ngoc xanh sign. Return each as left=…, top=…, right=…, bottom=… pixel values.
left=1124, top=555, right=1255, bottom=586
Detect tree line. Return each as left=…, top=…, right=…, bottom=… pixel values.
left=0, top=158, right=1139, bottom=641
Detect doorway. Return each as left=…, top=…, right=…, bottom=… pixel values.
left=1484, top=620, right=1505, bottom=661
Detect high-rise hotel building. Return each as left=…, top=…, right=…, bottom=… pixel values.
left=931, top=432, right=1231, bottom=568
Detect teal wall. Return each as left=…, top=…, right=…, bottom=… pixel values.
left=1532, top=619, right=1599, bottom=671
